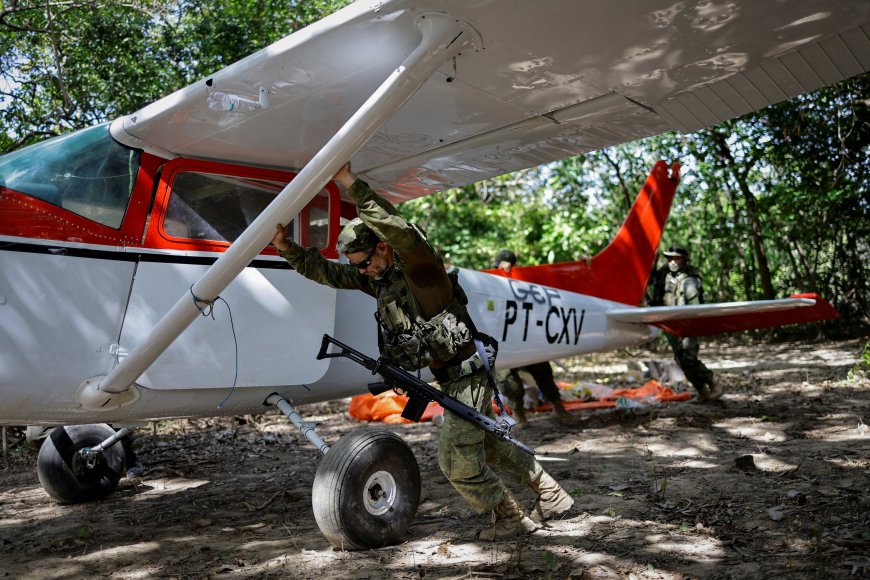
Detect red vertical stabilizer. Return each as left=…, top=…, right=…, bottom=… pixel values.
left=487, top=160, right=680, bottom=305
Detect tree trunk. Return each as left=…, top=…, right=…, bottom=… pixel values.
left=792, top=237, right=817, bottom=291
left=600, top=150, right=633, bottom=212
left=712, top=131, right=776, bottom=299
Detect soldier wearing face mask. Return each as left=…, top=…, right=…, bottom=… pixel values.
left=649, top=245, right=723, bottom=402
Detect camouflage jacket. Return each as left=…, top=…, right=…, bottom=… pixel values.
left=649, top=264, right=704, bottom=307
left=278, top=179, right=473, bottom=370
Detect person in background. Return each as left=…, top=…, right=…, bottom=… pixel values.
left=272, top=164, right=574, bottom=540
left=491, top=250, right=582, bottom=426
left=648, top=245, right=723, bottom=402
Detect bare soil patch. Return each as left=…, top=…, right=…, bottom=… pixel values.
left=2, top=337, right=868, bottom=579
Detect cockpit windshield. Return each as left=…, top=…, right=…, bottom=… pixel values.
left=0, top=124, right=141, bottom=229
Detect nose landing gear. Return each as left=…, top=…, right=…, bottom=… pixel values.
left=36, top=423, right=126, bottom=503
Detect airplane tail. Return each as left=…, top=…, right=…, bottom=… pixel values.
left=487, top=160, right=679, bottom=305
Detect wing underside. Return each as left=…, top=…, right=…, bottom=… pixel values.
left=607, top=294, right=840, bottom=338
left=109, top=0, right=870, bottom=202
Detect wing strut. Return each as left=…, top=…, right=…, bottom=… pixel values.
left=78, top=13, right=480, bottom=411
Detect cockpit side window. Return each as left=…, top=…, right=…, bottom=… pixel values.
left=162, top=169, right=332, bottom=249
left=0, top=124, right=140, bottom=229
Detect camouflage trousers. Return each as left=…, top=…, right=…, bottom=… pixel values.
left=498, top=361, right=561, bottom=407
left=437, top=368, right=541, bottom=513
left=665, top=332, right=714, bottom=391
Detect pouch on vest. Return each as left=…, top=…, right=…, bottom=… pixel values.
left=418, top=308, right=472, bottom=361
left=380, top=329, right=433, bottom=371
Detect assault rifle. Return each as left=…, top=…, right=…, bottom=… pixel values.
left=316, top=334, right=535, bottom=456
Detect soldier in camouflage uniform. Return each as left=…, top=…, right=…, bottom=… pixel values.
left=271, top=163, right=573, bottom=540
left=649, top=245, right=723, bottom=402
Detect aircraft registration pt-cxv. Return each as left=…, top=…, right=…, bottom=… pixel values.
left=0, top=0, right=858, bottom=549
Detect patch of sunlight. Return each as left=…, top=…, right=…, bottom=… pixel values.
left=78, top=541, right=162, bottom=563
left=537, top=455, right=569, bottom=463
left=645, top=535, right=725, bottom=559
left=678, top=459, right=720, bottom=469
left=589, top=514, right=619, bottom=524
left=239, top=539, right=288, bottom=550
left=708, top=358, right=755, bottom=370
left=131, top=478, right=209, bottom=498
left=167, top=535, right=209, bottom=543
left=108, top=568, right=159, bottom=579
left=752, top=453, right=799, bottom=472
left=0, top=494, right=83, bottom=527
left=15, top=561, right=90, bottom=580
left=0, top=485, right=49, bottom=503
left=538, top=516, right=597, bottom=536
left=812, top=421, right=869, bottom=442
left=720, top=419, right=788, bottom=442
left=581, top=362, right=631, bottom=375
left=643, top=437, right=719, bottom=457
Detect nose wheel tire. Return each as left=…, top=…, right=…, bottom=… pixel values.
left=312, top=428, right=421, bottom=550
left=36, top=424, right=126, bottom=503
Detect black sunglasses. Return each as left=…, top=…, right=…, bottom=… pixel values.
left=348, top=245, right=378, bottom=270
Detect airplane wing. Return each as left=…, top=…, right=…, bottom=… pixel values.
left=606, top=293, right=840, bottom=337
left=109, top=0, right=870, bottom=202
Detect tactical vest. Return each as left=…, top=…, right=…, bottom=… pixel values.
left=375, top=266, right=473, bottom=371
left=663, top=267, right=704, bottom=306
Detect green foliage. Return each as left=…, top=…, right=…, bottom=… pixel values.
left=400, top=164, right=616, bottom=270
left=0, top=0, right=350, bottom=151
left=850, top=341, right=870, bottom=379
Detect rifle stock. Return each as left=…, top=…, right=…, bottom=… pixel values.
left=317, top=334, right=535, bottom=455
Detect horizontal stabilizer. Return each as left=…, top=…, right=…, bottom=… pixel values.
left=607, top=293, right=840, bottom=337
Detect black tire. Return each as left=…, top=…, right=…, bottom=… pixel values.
left=36, top=424, right=125, bottom=503
left=312, top=428, right=421, bottom=550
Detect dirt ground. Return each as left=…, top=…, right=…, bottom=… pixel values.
left=2, top=336, right=868, bottom=580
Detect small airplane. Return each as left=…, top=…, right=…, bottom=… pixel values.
left=0, top=0, right=857, bottom=549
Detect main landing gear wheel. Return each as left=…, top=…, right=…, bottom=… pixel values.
left=312, top=428, right=421, bottom=550
left=36, top=424, right=126, bottom=503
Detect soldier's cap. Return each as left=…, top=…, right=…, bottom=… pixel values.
left=492, top=249, right=517, bottom=268
left=662, top=245, right=689, bottom=259
left=336, top=218, right=381, bottom=255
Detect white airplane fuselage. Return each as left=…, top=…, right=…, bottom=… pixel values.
left=0, top=232, right=653, bottom=426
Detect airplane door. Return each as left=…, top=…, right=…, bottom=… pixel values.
left=119, top=160, right=342, bottom=390
left=120, top=262, right=336, bottom=389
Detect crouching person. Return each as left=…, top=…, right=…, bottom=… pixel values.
left=272, top=162, right=573, bottom=540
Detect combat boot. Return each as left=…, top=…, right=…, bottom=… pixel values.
left=707, top=379, right=724, bottom=400
left=551, top=400, right=583, bottom=426
left=478, top=491, right=538, bottom=541
left=690, top=383, right=710, bottom=404
left=510, top=399, right=528, bottom=428
left=529, top=470, right=574, bottom=522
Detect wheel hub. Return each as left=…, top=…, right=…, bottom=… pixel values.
left=363, top=470, right=397, bottom=516
left=71, top=449, right=107, bottom=481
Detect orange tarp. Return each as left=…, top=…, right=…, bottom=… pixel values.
left=348, top=392, right=444, bottom=424
left=348, top=380, right=691, bottom=423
